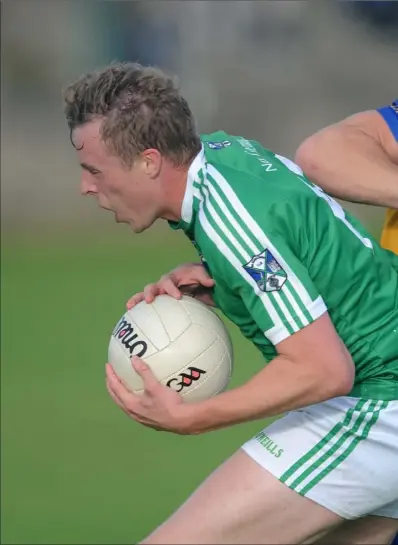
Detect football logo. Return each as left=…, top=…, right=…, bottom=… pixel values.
left=167, top=367, right=207, bottom=392
left=112, top=317, right=148, bottom=357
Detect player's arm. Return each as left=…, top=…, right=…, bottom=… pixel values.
left=106, top=307, right=354, bottom=436
left=294, top=105, right=398, bottom=209
left=187, top=314, right=354, bottom=433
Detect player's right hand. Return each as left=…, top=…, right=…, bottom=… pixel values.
left=127, top=262, right=216, bottom=309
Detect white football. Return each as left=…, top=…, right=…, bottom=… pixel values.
left=108, top=295, right=233, bottom=402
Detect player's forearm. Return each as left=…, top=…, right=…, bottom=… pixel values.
left=295, top=126, right=398, bottom=208
left=185, top=355, right=354, bottom=434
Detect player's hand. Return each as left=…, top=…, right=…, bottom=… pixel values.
left=105, top=358, right=195, bottom=434
left=127, top=262, right=216, bottom=309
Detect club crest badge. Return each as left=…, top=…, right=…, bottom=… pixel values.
left=243, top=249, right=287, bottom=292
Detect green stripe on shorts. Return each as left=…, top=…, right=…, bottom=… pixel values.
left=280, top=399, right=388, bottom=495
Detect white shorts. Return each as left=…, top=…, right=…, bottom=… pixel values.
left=242, top=397, right=398, bottom=520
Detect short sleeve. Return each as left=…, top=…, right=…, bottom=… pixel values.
left=377, top=100, right=398, bottom=141
left=237, top=244, right=327, bottom=345
left=196, top=170, right=328, bottom=345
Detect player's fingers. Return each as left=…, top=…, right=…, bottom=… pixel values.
left=131, top=357, right=161, bottom=394
left=171, top=264, right=215, bottom=289
left=126, top=292, right=145, bottom=310
left=106, top=379, right=129, bottom=414
left=106, top=363, right=137, bottom=410
left=195, top=269, right=215, bottom=287
left=143, top=283, right=161, bottom=303
left=158, top=276, right=182, bottom=299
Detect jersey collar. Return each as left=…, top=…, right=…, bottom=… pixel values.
left=169, top=145, right=205, bottom=232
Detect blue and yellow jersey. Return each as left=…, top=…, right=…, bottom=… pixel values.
left=377, top=99, right=398, bottom=254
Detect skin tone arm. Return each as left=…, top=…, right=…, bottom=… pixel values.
left=294, top=110, right=398, bottom=209
left=106, top=312, right=355, bottom=435
left=181, top=313, right=355, bottom=434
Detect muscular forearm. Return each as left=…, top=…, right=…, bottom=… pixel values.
left=185, top=354, right=354, bottom=434
left=295, top=124, right=398, bottom=209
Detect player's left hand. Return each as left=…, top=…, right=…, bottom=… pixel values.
left=105, top=357, right=194, bottom=434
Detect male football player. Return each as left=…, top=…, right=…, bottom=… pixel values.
left=64, top=63, right=398, bottom=544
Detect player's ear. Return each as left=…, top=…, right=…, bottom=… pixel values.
left=141, top=149, right=162, bottom=178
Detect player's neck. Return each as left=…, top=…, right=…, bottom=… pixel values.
left=158, top=163, right=190, bottom=222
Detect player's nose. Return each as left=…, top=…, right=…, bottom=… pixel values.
left=81, top=175, right=97, bottom=196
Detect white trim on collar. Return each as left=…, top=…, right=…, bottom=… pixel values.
left=181, top=146, right=205, bottom=224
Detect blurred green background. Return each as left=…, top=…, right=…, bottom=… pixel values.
left=1, top=227, right=265, bottom=544
left=2, top=1, right=397, bottom=543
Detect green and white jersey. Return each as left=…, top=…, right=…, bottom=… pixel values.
left=169, top=131, right=398, bottom=401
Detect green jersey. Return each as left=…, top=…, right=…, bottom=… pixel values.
left=169, top=131, right=398, bottom=400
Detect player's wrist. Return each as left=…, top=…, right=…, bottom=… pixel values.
left=174, top=403, right=209, bottom=435
left=180, top=386, right=253, bottom=434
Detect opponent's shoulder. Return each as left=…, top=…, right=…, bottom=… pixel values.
left=342, top=104, right=398, bottom=160
left=342, top=103, right=397, bottom=133
left=296, top=106, right=398, bottom=166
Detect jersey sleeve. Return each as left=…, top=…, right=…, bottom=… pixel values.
left=377, top=99, right=398, bottom=141
left=197, top=165, right=328, bottom=346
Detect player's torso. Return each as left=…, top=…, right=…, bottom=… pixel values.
left=191, top=132, right=398, bottom=399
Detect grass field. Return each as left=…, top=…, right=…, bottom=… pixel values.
left=1, top=225, right=266, bottom=544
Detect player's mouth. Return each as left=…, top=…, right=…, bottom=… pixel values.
left=98, top=203, right=123, bottom=223
left=114, top=212, right=126, bottom=224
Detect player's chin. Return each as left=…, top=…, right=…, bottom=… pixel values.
left=130, top=217, right=156, bottom=234
left=129, top=221, right=147, bottom=234
left=114, top=214, right=139, bottom=230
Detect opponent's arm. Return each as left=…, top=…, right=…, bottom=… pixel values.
left=185, top=313, right=354, bottom=433
left=295, top=108, right=398, bottom=209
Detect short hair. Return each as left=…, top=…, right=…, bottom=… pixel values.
left=63, top=62, right=202, bottom=167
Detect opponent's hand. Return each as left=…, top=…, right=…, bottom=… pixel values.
left=105, top=358, right=195, bottom=434
left=127, top=262, right=216, bottom=309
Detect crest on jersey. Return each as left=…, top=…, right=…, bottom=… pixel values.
left=206, top=140, right=232, bottom=150
left=243, top=249, right=287, bottom=292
